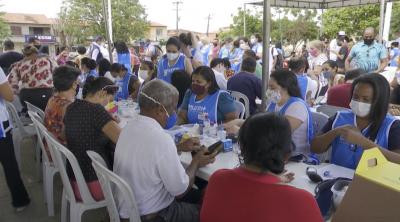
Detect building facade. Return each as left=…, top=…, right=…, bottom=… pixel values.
left=147, top=22, right=168, bottom=41
left=2, top=13, right=58, bottom=56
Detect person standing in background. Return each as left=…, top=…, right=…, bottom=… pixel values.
left=0, top=40, right=23, bottom=75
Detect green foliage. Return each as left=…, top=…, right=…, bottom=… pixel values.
left=220, top=7, right=319, bottom=52
left=0, top=10, right=10, bottom=39
left=58, top=0, right=149, bottom=46
left=322, top=3, right=400, bottom=39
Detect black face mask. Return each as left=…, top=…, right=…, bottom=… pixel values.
left=364, top=39, right=374, bottom=46
left=34, top=44, right=41, bottom=50
left=213, top=43, right=218, bottom=47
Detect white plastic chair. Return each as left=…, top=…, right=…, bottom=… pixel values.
left=5, top=101, right=37, bottom=169
left=26, top=101, right=45, bottom=122
left=28, top=111, right=58, bottom=216
left=87, top=151, right=142, bottom=222
left=44, top=130, right=107, bottom=222
left=230, top=91, right=250, bottom=118
left=233, top=100, right=246, bottom=119
left=316, top=104, right=349, bottom=118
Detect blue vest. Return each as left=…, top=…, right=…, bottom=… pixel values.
left=117, top=53, right=132, bottom=74
left=201, top=45, right=211, bottom=65
left=266, top=97, right=314, bottom=144
left=187, top=90, right=222, bottom=124
left=229, top=48, right=242, bottom=60
left=115, top=73, right=132, bottom=101
left=157, top=54, right=186, bottom=83
left=218, top=47, right=230, bottom=59
left=331, top=111, right=397, bottom=169
left=390, top=48, right=399, bottom=67
left=297, top=75, right=308, bottom=100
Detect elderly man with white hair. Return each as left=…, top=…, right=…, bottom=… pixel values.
left=114, top=79, right=216, bottom=222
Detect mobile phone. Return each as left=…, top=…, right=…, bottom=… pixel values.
left=207, top=141, right=223, bottom=155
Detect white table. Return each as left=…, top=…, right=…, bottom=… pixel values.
left=179, top=151, right=328, bottom=194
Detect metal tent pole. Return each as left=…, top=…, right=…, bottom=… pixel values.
left=378, top=0, right=385, bottom=43
left=261, top=0, right=271, bottom=111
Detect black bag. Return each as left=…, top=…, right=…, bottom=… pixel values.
left=272, top=47, right=284, bottom=70
left=314, top=177, right=352, bottom=218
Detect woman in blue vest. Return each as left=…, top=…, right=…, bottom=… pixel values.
left=113, top=41, right=132, bottom=74
left=178, top=66, right=237, bottom=125
left=80, top=57, right=98, bottom=85
left=266, top=70, right=314, bottom=156
left=111, top=63, right=141, bottom=101
left=311, top=74, right=400, bottom=169
left=157, top=37, right=193, bottom=83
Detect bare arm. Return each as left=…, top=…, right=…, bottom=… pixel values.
left=177, top=109, right=188, bottom=125
left=184, top=58, right=193, bottom=75
left=0, top=82, right=14, bottom=102
left=375, top=58, right=389, bottom=73
left=311, top=129, right=340, bottom=153
left=345, top=56, right=352, bottom=71
left=223, top=111, right=238, bottom=123
left=102, top=121, right=121, bottom=144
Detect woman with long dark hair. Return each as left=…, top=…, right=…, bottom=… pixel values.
left=311, top=74, right=400, bottom=169
left=266, top=70, right=314, bottom=156
left=114, top=41, right=132, bottom=74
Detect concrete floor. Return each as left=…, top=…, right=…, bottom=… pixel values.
left=0, top=137, right=107, bottom=222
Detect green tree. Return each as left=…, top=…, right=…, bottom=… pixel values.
left=219, top=7, right=263, bottom=39
left=58, top=0, right=149, bottom=46
left=322, top=3, right=400, bottom=39
left=0, top=10, right=10, bottom=39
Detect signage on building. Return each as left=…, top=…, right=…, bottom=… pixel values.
left=24, top=35, right=56, bottom=43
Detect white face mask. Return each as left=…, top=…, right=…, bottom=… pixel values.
left=167, top=52, right=179, bottom=61
left=266, top=89, right=281, bottom=103
left=350, top=100, right=371, bottom=117
left=138, top=69, right=148, bottom=80
left=250, top=38, right=256, bottom=44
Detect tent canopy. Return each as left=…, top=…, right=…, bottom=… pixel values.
left=247, top=0, right=398, bottom=9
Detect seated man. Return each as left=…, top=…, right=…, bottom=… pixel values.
left=326, top=68, right=365, bottom=108
left=227, top=57, right=262, bottom=115
left=114, top=79, right=216, bottom=222
left=209, top=58, right=227, bottom=90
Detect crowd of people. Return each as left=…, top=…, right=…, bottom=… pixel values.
left=0, top=25, right=399, bottom=222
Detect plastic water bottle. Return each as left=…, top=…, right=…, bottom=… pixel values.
left=203, top=113, right=210, bottom=136
left=217, top=126, right=226, bottom=140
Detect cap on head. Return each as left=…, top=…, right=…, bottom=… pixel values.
left=338, top=31, right=346, bottom=36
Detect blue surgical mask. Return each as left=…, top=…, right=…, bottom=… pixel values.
left=165, top=111, right=177, bottom=129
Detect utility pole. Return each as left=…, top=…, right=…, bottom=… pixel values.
left=206, top=14, right=212, bottom=37
left=243, top=3, right=247, bottom=37
left=173, top=1, right=183, bottom=32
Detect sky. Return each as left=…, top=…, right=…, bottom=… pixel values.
left=0, top=0, right=262, bottom=33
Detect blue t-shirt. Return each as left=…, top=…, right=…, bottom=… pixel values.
left=227, top=72, right=262, bottom=115
left=180, top=90, right=236, bottom=123
left=349, top=41, right=387, bottom=73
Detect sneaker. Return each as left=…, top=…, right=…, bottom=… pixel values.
left=14, top=201, right=30, bottom=213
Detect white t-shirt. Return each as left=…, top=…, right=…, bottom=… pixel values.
left=104, top=71, right=115, bottom=82
left=212, top=68, right=227, bottom=90
left=113, top=115, right=189, bottom=217
left=308, top=53, right=328, bottom=71
left=306, top=77, right=318, bottom=99
left=255, top=45, right=278, bottom=74
left=0, top=68, right=9, bottom=122
left=329, top=39, right=340, bottom=61
left=276, top=101, right=309, bottom=155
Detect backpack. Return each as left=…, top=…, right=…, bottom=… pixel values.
left=272, top=47, right=284, bottom=70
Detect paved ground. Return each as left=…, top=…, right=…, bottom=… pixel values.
left=0, top=137, right=107, bottom=222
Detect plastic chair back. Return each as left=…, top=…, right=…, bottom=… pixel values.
left=44, top=130, right=97, bottom=205
left=28, top=111, right=52, bottom=164
left=316, top=104, right=349, bottom=118
left=26, top=101, right=45, bottom=122
left=87, top=151, right=142, bottom=222
left=311, top=111, right=329, bottom=135
left=5, top=101, right=28, bottom=136
left=230, top=91, right=250, bottom=118
left=233, top=100, right=245, bottom=119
